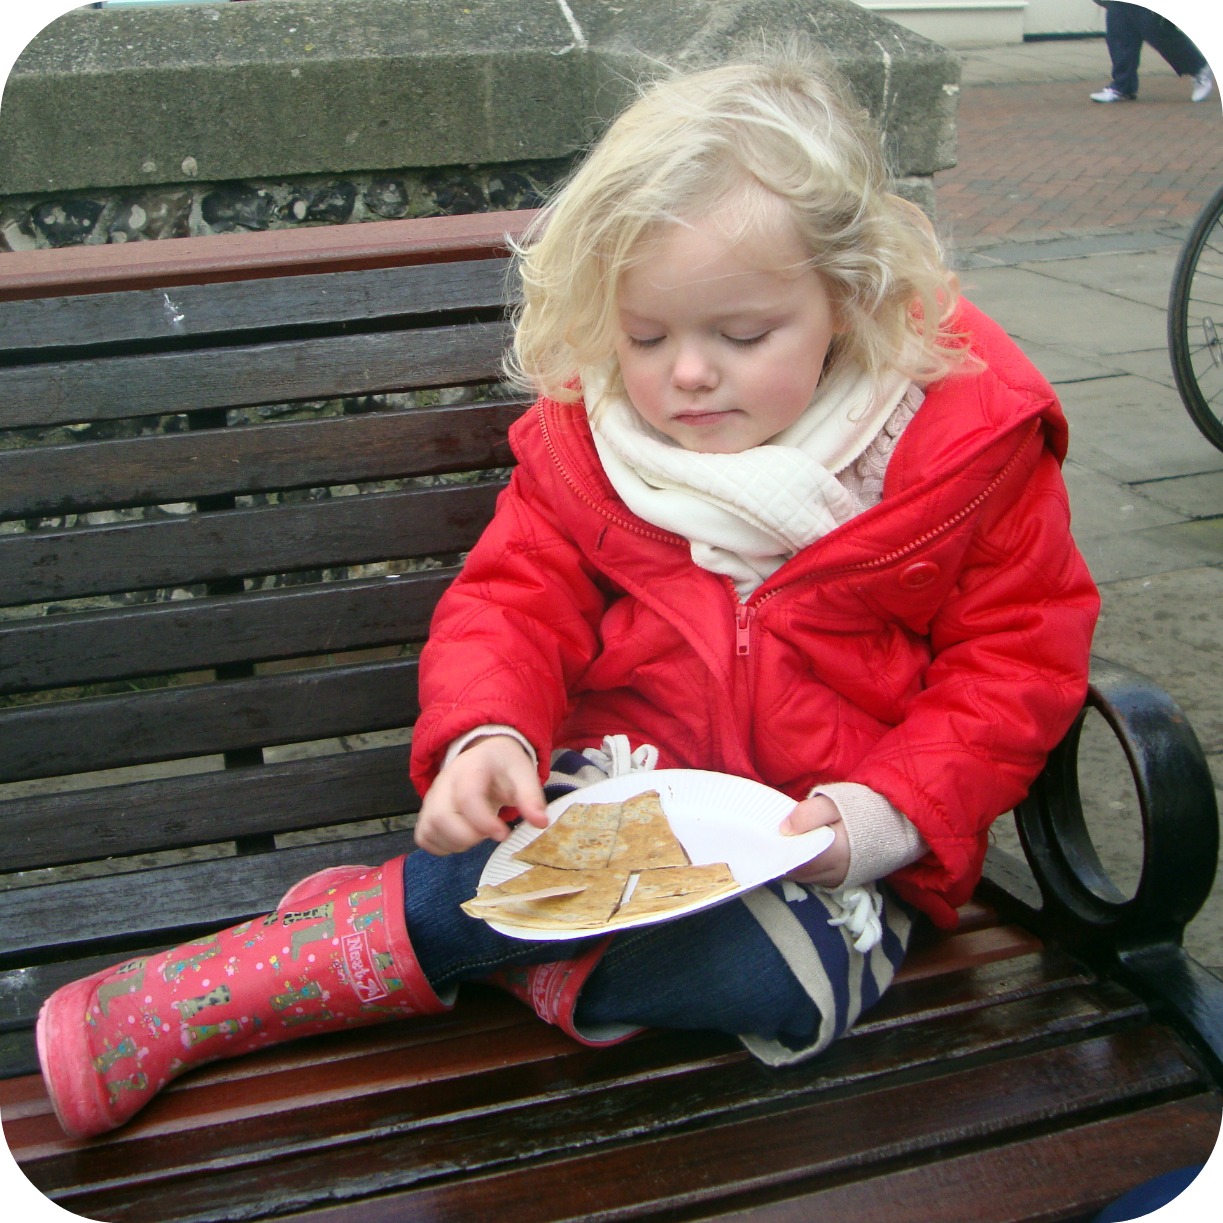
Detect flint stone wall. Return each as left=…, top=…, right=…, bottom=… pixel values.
left=0, top=0, right=960, bottom=251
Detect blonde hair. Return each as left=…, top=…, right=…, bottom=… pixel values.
left=506, top=46, right=969, bottom=404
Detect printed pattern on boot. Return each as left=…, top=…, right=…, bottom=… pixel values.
left=37, top=856, right=450, bottom=1138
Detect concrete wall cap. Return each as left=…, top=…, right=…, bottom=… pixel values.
left=0, top=0, right=959, bottom=197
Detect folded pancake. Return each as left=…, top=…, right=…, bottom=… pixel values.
left=513, top=801, right=621, bottom=870
left=462, top=864, right=630, bottom=929
left=615, top=863, right=738, bottom=920
left=471, top=788, right=737, bottom=931
left=607, top=789, right=691, bottom=871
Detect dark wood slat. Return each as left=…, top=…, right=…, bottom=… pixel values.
left=0, top=400, right=522, bottom=519
left=0, top=829, right=415, bottom=966
left=861, top=946, right=1092, bottom=1032
left=10, top=955, right=1143, bottom=1159
left=0, top=321, right=511, bottom=429
left=0, top=570, right=451, bottom=694
left=0, top=658, right=418, bottom=783
left=0, top=898, right=1055, bottom=1080
left=0, top=480, right=503, bottom=607
left=692, top=1096, right=1223, bottom=1223
left=0, top=745, right=415, bottom=872
left=0, top=210, right=536, bottom=301
left=0, top=975, right=536, bottom=1085
left=0, top=989, right=550, bottom=1136
left=0, top=259, right=511, bottom=356
left=37, top=1022, right=1199, bottom=1223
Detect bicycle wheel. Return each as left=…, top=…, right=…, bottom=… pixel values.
left=1169, top=182, right=1223, bottom=451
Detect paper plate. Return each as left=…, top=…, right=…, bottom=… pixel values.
left=477, top=769, right=833, bottom=940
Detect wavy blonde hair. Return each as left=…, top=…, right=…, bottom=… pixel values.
left=506, top=46, right=969, bottom=404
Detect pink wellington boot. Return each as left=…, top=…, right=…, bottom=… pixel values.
left=35, top=856, right=453, bottom=1139
left=484, top=937, right=642, bottom=1048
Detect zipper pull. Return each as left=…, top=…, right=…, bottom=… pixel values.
left=736, top=604, right=752, bottom=657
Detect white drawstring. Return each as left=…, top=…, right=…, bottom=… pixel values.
left=824, top=886, right=885, bottom=953
left=584, top=734, right=659, bottom=778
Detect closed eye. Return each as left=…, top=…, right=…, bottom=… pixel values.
left=625, top=335, right=664, bottom=349
left=724, top=331, right=770, bottom=347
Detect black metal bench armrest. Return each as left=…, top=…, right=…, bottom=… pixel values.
left=1015, top=656, right=1218, bottom=953
left=1014, top=655, right=1223, bottom=1072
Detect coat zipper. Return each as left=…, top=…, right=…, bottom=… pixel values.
left=727, top=421, right=1041, bottom=656
left=736, top=603, right=752, bottom=656
left=544, top=404, right=1040, bottom=654
left=828, top=420, right=1041, bottom=578
left=540, top=403, right=685, bottom=546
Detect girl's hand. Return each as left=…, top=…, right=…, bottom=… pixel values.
left=415, top=735, right=548, bottom=856
left=779, top=795, right=850, bottom=888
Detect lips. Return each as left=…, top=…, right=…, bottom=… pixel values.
left=673, top=409, right=737, bottom=427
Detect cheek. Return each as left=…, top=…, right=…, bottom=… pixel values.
left=617, top=352, right=659, bottom=408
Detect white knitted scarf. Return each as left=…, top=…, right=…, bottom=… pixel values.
left=586, top=361, right=915, bottom=597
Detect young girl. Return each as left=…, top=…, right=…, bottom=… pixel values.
left=36, top=48, right=1099, bottom=1139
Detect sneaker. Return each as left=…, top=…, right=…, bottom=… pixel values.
left=1192, top=67, right=1214, bottom=103
left=1090, top=86, right=1134, bottom=103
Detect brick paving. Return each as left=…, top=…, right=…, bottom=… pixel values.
left=934, top=71, right=1223, bottom=244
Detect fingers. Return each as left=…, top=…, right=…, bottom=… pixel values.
left=779, top=795, right=840, bottom=836
left=415, top=735, right=547, bottom=856
left=780, top=796, right=850, bottom=888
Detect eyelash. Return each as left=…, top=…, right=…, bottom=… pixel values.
left=624, top=332, right=770, bottom=349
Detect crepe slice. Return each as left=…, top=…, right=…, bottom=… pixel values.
left=513, top=800, right=621, bottom=870
left=460, top=865, right=588, bottom=915
left=607, top=789, right=691, bottom=871
left=616, top=863, right=738, bottom=921
left=461, top=864, right=630, bottom=929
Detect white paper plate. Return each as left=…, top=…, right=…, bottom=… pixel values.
left=477, top=769, right=833, bottom=940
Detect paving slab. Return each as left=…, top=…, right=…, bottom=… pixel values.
left=1063, top=457, right=1190, bottom=538
left=1076, top=518, right=1223, bottom=585
left=958, top=263, right=1173, bottom=355
left=1009, top=339, right=1128, bottom=385
left=1136, top=469, right=1223, bottom=518
left=1092, top=561, right=1223, bottom=703
left=1092, top=346, right=1179, bottom=390
left=1014, top=246, right=1182, bottom=311
left=1056, top=373, right=1219, bottom=481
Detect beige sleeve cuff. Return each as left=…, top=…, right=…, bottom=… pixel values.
left=442, top=724, right=538, bottom=769
left=809, top=781, right=928, bottom=890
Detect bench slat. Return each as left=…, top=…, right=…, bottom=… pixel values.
left=0, top=658, right=418, bottom=783
left=0, top=936, right=1125, bottom=1152
left=0, top=744, right=414, bottom=872
left=0, top=571, right=450, bottom=693
left=265, top=1030, right=1207, bottom=1223
left=0, top=210, right=534, bottom=301
left=0, top=259, right=510, bottom=356
left=0, top=481, right=502, bottom=606
left=0, top=829, right=415, bottom=967
left=25, top=1017, right=1205, bottom=1223
left=0, top=322, right=510, bottom=429
left=708, top=1096, right=1222, bottom=1223
left=0, top=401, right=521, bottom=520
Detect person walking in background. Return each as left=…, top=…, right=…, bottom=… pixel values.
left=1090, top=2, right=1213, bottom=103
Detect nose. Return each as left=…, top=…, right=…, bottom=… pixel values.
left=670, top=342, right=718, bottom=392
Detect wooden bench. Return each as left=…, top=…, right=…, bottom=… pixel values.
left=1, top=212, right=1221, bottom=1223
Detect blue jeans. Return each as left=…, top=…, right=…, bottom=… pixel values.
left=402, top=838, right=910, bottom=1051
left=1105, top=3, right=1207, bottom=97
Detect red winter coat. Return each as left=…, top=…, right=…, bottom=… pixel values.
left=410, top=301, right=1099, bottom=928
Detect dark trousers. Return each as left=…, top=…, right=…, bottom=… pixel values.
left=1105, top=3, right=1207, bottom=97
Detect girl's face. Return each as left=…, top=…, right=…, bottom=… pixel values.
left=613, top=205, right=841, bottom=454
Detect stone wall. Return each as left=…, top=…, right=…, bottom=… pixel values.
left=0, top=0, right=960, bottom=251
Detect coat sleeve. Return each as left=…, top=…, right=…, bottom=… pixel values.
left=408, top=464, right=610, bottom=801
left=850, top=435, right=1100, bottom=926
